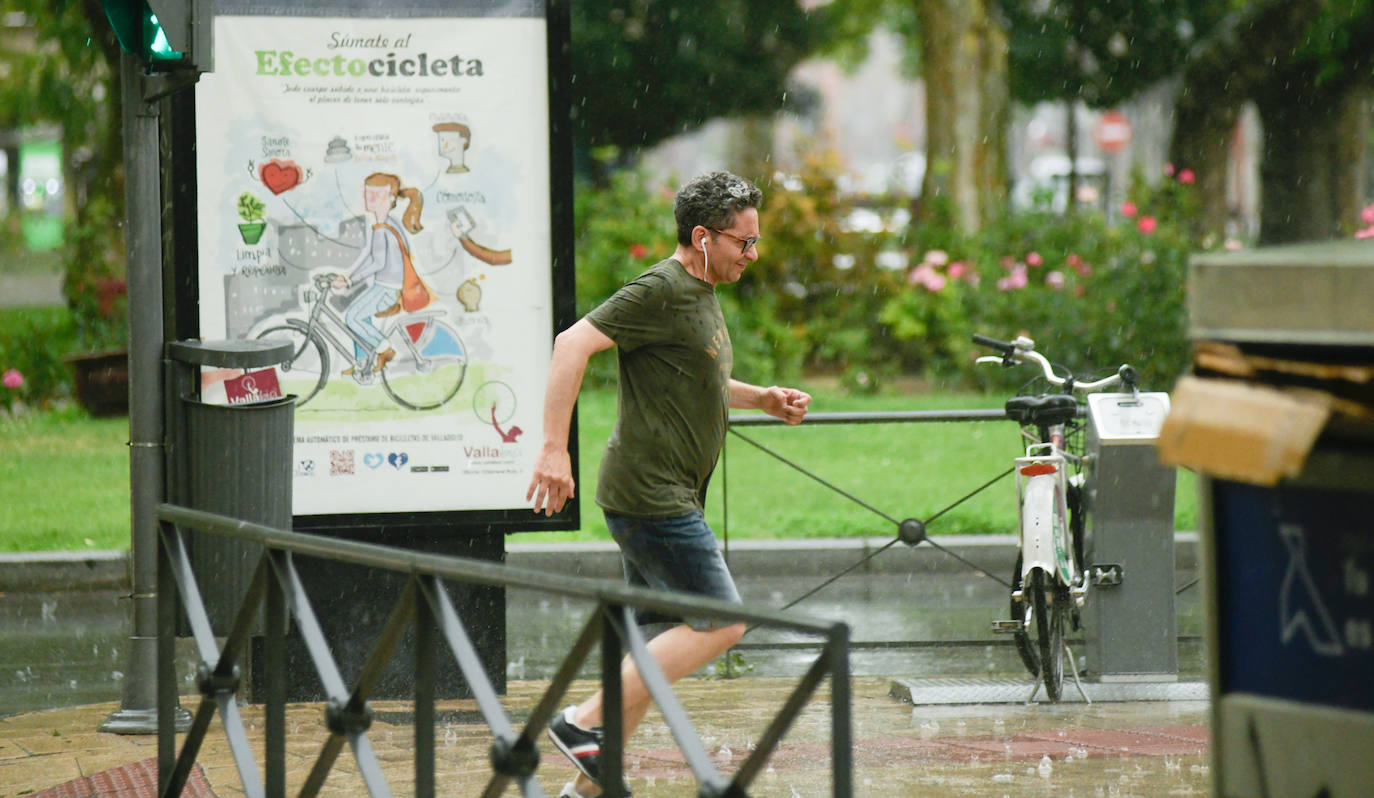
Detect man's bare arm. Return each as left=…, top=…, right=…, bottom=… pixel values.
left=526, top=319, right=615, bottom=515
left=729, top=379, right=811, bottom=426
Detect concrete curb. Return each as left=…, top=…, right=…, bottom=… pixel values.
left=0, top=550, right=129, bottom=592
left=1, top=534, right=1199, bottom=591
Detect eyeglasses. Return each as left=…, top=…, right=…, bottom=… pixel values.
left=709, top=227, right=761, bottom=254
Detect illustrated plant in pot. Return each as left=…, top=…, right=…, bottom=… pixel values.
left=237, top=192, right=268, bottom=244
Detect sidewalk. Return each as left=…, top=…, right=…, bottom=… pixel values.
left=0, top=537, right=1209, bottom=795
left=1, top=678, right=1210, bottom=797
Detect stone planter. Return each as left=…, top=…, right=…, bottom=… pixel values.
left=65, top=349, right=129, bottom=417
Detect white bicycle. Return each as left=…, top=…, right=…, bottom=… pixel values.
left=974, top=333, right=1139, bottom=701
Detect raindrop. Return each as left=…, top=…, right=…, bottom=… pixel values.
left=1039, top=754, right=1053, bottom=778
left=111, top=670, right=124, bottom=680
left=992, top=773, right=1014, bottom=783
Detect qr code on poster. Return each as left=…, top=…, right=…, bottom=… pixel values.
left=330, top=449, right=355, bottom=476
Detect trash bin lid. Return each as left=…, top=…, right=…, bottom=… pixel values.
left=167, top=338, right=295, bottom=368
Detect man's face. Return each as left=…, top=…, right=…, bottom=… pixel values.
left=702, top=207, right=760, bottom=285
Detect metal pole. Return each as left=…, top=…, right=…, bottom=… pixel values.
left=101, top=53, right=186, bottom=734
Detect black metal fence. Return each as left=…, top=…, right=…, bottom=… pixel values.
left=155, top=503, right=852, bottom=798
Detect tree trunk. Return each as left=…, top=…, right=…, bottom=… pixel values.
left=1169, top=84, right=1240, bottom=241
left=916, top=0, right=1008, bottom=233
left=1255, top=79, right=1370, bottom=244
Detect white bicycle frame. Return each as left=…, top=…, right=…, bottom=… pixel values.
left=979, top=336, right=1126, bottom=612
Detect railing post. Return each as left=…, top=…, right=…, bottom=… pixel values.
left=828, top=622, right=853, bottom=798
left=156, top=521, right=177, bottom=795
left=414, top=580, right=437, bottom=798
left=265, top=551, right=287, bottom=798
left=601, top=605, right=626, bottom=798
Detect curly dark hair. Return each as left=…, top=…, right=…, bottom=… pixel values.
left=673, top=171, right=763, bottom=246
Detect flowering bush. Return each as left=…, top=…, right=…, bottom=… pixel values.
left=879, top=166, right=1204, bottom=391
left=0, top=307, right=79, bottom=414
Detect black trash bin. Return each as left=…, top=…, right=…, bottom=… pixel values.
left=167, top=339, right=295, bottom=633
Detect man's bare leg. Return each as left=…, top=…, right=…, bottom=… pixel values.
left=567, top=621, right=745, bottom=795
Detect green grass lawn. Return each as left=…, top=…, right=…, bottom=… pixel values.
left=0, top=386, right=1197, bottom=552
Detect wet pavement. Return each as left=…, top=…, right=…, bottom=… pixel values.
left=1, top=679, right=1210, bottom=797
left=0, top=537, right=1210, bottom=795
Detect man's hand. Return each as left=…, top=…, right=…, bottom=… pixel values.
left=331, top=275, right=348, bottom=290
left=527, top=445, right=575, bottom=515
left=760, top=386, right=811, bottom=425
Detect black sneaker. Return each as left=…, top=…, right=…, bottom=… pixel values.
left=548, top=707, right=602, bottom=787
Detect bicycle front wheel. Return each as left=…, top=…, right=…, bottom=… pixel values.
left=1029, top=567, right=1065, bottom=701
left=256, top=324, right=328, bottom=406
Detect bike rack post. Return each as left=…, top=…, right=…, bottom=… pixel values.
left=1082, top=391, right=1178, bottom=680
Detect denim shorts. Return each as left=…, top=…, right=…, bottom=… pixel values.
left=604, top=510, right=742, bottom=631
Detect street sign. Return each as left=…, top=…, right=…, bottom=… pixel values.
left=1095, top=110, right=1132, bottom=155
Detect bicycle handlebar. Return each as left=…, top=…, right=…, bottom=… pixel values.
left=972, top=333, right=1135, bottom=393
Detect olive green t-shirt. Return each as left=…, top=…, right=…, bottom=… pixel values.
left=585, top=258, right=732, bottom=517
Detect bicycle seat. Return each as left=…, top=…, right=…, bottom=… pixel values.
left=1005, top=394, right=1079, bottom=426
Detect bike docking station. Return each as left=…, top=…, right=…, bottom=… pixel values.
left=1158, top=240, right=1374, bottom=798
left=895, top=335, right=1206, bottom=707
left=1078, top=390, right=1206, bottom=700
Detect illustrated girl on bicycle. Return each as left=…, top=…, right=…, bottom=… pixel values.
left=332, top=172, right=433, bottom=375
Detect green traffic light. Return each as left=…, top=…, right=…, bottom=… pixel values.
left=144, top=12, right=182, bottom=61
left=103, top=1, right=183, bottom=63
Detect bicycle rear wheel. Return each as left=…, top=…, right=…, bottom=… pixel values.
left=1009, top=554, right=1039, bottom=677
left=380, top=322, right=467, bottom=410
left=256, top=324, right=328, bottom=406
left=1029, top=567, right=1065, bottom=701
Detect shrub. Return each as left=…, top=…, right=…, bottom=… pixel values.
left=0, top=306, right=79, bottom=414
left=572, top=154, right=1208, bottom=395
left=880, top=168, right=1205, bottom=392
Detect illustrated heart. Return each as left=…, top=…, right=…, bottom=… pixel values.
left=363, top=452, right=383, bottom=469
left=388, top=452, right=409, bottom=469
left=259, top=159, right=302, bottom=195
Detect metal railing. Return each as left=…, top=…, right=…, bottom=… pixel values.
left=155, top=503, right=852, bottom=798
left=722, top=407, right=1016, bottom=602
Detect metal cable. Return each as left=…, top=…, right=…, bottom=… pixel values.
left=727, top=430, right=1016, bottom=625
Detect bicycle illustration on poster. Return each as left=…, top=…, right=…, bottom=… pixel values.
left=194, top=9, right=554, bottom=516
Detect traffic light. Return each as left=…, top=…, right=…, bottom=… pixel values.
left=103, top=0, right=211, bottom=71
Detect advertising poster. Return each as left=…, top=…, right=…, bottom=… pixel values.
left=194, top=8, right=553, bottom=516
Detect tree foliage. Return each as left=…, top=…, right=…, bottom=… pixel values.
left=997, top=0, right=1229, bottom=109
left=0, top=0, right=126, bottom=347
left=570, top=1, right=822, bottom=160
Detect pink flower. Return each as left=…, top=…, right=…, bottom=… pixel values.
left=1120, top=201, right=1138, bottom=218
left=1136, top=215, right=1158, bottom=235
left=948, top=262, right=979, bottom=286
left=1066, top=253, right=1091, bottom=277
left=1045, top=270, right=1066, bottom=290
left=1025, top=251, right=1044, bottom=268
left=1361, top=204, right=1374, bottom=225
left=1177, top=169, right=1195, bottom=185
left=629, top=243, right=649, bottom=259
left=923, top=249, right=949, bottom=267
left=1164, top=162, right=1175, bottom=177
left=996, top=264, right=1029, bottom=291
left=1224, top=238, right=1244, bottom=251
left=908, top=263, right=947, bottom=292
left=2, top=369, right=21, bottom=390
left=1355, top=226, right=1374, bottom=240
